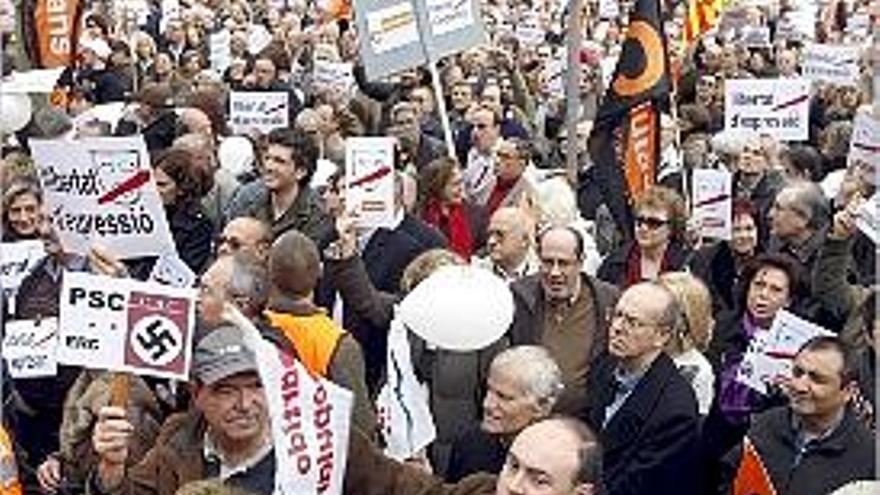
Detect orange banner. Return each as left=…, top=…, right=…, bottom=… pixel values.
left=34, top=0, right=80, bottom=68
left=623, top=101, right=657, bottom=202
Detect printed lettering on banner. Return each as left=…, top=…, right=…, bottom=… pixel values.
left=313, top=61, right=354, bottom=92
left=802, top=44, right=860, bottom=87
left=724, top=78, right=811, bottom=142
left=149, top=252, right=196, bottom=288
left=847, top=112, right=880, bottom=175
left=345, top=137, right=396, bottom=229
left=598, top=0, right=620, bottom=20
left=0, top=240, right=45, bottom=314
left=236, top=313, right=352, bottom=495
left=426, top=0, right=475, bottom=37
left=58, top=272, right=196, bottom=380
left=855, top=193, right=878, bottom=245
left=2, top=318, right=58, bottom=378
left=209, top=29, right=232, bottom=74
left=229, top=92, right=289, bottom=135
left=30, top=137, right=177, bottom=258
left=737, top=310, right=833, bottom=394
left=366, top=2, right=419, bottom=54
left=515, top=14, right=544, bottom=46
left=692, top=169, right=733, bottom=241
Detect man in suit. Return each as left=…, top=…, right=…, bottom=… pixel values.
left=586, top=282, right=700, bottom=495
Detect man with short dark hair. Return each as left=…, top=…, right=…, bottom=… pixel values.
left=509, top=226, right=619, bottom=417
left=223, top=129, right=333, bottom=245
left=587, top=282, right=700, bottom=495
left=730, top=337, right=875, bottom=495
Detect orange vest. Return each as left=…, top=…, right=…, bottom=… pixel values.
left=265, top=310, right=345, bottom=376
left=0, top=427, right=22, bottom=495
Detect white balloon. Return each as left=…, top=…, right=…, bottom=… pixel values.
left=0, top=93, right=32, bottom=134
left=397, top=265, right=514, bottom=351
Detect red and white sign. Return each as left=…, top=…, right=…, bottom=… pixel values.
left=345, top=137, right=396, bottom=228
left=692, top=169, right=733, bottom=241
left=58, top=272, right=196, bottom=380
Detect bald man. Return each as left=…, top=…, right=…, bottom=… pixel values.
left=345, top=417, right=603, bottom=495
left=263, top=230, right=377, bottom=438
left=217, top=216, right=272, bottom=260
left=587, top=282, right=700, bottom=495
left=475, top=207, right=538, bottom=281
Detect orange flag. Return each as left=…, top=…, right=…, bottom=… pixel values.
left=733, top=438, right=777, bottom=495
left=682, top=0, right=727, bottom=47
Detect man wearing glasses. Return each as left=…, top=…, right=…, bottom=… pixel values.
left=509, top=226, right=619, bottom=418
left=586, top=282, right=700, bottom=495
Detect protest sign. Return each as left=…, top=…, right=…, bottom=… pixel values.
left=855, top=193, right=878, bottom=245
left=313, top=60, right=355, bottom=92
left=426, top=0, right=476, bottom=37
left=0, top=240, right=45, bottom=313
left=2, top=318, right=58, bottom=379
left=802, top=44, right=860, bottom=87
left=30, top=137, right=177, bottom=259
left=229, top=92, right=289, bottom=135
left=366, top=2, right=420, bottom=54
left=345, top=137, right=396, bottom=229
left=209, top=29, right=232, bottom=74
left=739, top=27, right=770, bottom=47
left=227, top=306, right=352, bottom=495
left=737, top=310, right=834, bottom=394
left=848, top=112, right=880, bottom=174
left=515, top=14, right=545, bottom=46
left=58, top=272, right=196, bottom=380
left=692, top=169, right=733, bottom=240
left=598, top=0, right=620, bottom=20
left=247, top=25, right=273, bottom=55
left=149, top=253, right=197, bottom=288
left=376, top=317, right=436, bottom=460
left=724, top=78, right=811, bottom=141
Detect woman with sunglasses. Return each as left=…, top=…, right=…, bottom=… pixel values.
left=597, top=185, right=691, bottom=289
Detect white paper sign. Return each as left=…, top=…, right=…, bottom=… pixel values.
left=0, top=240, right=45, bottom=313
left=855, top=193, right=878, bottom=244
left=739, top=26, right=770, bottom=47
left=426, top=0, right=475, bottom=37
left=848, top=112, right=880, bottom=174
left=366, top=2, right=420, bottom=54
left=598, top=0, right=620, bottom=19
left=345, top=137, right=396, bottom=229
left=230, top=308, right=352, bottom=495
left=376, top=317, right=436, bottom=460
left=516, top=14, right=544, bottom=46
left=229, top=92, right=289, bottom=135
left=209, top=29, right=232, bottom=74
left=58, top=272, right=196, bottom=380
left=149, top=253, right=196, bottom=288
left=724, top=78, right=811, bottom=142
left=247, top=25, right=273, bottom=55
left=802, top=44, right=860, bottom=87
left=737, top=310, right=834, bottom=394
left=30, top=137, right=177, bottom=259
left=2, top=318, right=58, bottom=378
left=313, top=61, right=354, bottom=91
left=692, top=169, right=733, bottom=240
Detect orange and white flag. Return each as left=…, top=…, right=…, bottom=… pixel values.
left=733, top=438, right=777, bottom=495
left=682, top=0, right=727, bottom=47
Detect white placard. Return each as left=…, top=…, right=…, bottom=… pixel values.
left=847, top=112, right=880, bottom=174
left=376, top=317, right=436, bottom=460
left=802, top=44, right=860, bottom=87
left=739, top=26, right=770, bottom=47
left=0, top=240, right=46, bottom=313
left=515, top=14, right=544, bottom=46
left=0, top=69, right=66, bottom=94
left=598, top=0, right=620, bottom=19
left=209, top=29, right=232, bottom=74
left=229, top=307, right=352, bottom=495
left=692, top=168, right=733, bottom=240
left=737, top=310, right=834, bottom=394
left=426, top=0, right=475, bottom=36
left=58, top=272, right=196, bottom=380
left=30, top=137, right=177, bottom=259
left=148, top=253, right=197, bottom=288
left=313, top=61, right=355, bottom=91
left=724, top=78, right=811, bottom=142
left=247, top=25, right=273, bottom=55
left=345, top=137, right=396, bottom=229
left=2, top=318, right=58, bottom=378
left=855, top=193, right=878, bottom=244
left=366, top=2, right=420, bottom=54
left=542, top=57, right=565, bottom=96
left=229, top=92, right=289, bottom=135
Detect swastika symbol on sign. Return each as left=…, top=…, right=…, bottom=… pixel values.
left=130, top=315, right=183, bottom=367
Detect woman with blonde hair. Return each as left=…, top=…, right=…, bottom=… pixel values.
left=658, top=271, right=715, bottom=415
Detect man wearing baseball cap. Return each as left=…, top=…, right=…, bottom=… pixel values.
left=90, top=325, right=275, bottom=495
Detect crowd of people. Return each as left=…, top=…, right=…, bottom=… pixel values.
left=0, top=0, right=878, bottom=494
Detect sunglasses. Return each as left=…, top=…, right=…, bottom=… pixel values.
left=216, top=235, right=243, bottom=251
left=636, top=216, right=669, bottom=229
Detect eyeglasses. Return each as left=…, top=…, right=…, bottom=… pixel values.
left=216, top=235, right=243, bottom=252
left=606, top=308, right=657, bottom=332
left=635, top=216, right=669, bottom=229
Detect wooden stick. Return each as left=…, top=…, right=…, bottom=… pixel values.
left=109, top=372, right=131, bottom=409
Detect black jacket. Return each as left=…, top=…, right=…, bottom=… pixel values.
left=446, top=427, right=506, bottom=482
left=745, top=407, right=875, bottom=495
left=596, top=240, right=692, bottom=289
left=586, top=353, right=701, bottom=495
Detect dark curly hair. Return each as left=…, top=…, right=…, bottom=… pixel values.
left=152, top=148, right=212, bottom=206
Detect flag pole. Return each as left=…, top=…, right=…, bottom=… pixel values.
left=564, top=0, right=585, bottom=185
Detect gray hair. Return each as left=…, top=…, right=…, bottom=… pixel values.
left=652, top=282, right=689, bottom=340
left=786, top=180, right=830, bottom=231
left=226, top=253, right=269, bottom=316
left=490, top=345, right=563, bottom=408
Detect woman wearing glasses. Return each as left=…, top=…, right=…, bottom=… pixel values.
left=597, top=185, right=691, bottom=289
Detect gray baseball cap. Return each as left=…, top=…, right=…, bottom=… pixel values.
left=192, top=325, right=258, bottom=385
